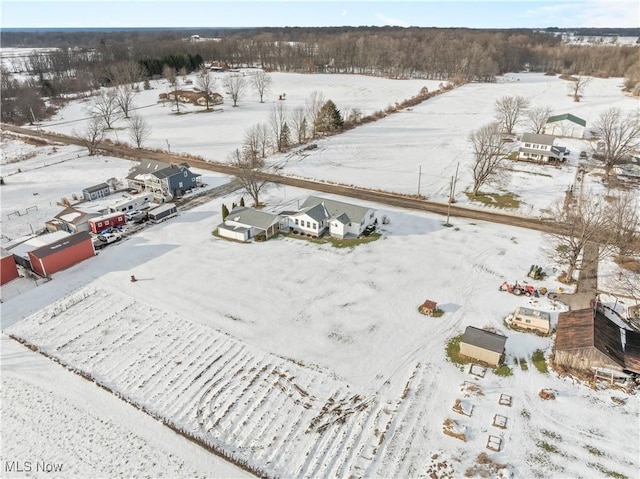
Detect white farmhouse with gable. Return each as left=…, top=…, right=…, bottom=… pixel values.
left=285, top=196, right=376, bottom=239
left=518, top=133, right=562, bottom=162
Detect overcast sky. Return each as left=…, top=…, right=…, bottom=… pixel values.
left=2, top=0, right=638, bottom=29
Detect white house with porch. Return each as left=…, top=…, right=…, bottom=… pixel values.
left=284, top=196, right=377, bottom=239
left=518, top=133, right=563, bottom=162
left=217, top=207, right=281, bottom=242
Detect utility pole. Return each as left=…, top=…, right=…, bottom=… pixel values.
left=450, top=162, right=459, bottom=204
left=446, top=175, right=454, bottom=226
left=417, top=165, right=422, bottom=196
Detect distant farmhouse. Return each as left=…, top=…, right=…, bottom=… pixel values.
left=543, top=113, right=586, bottom=138
left=159, top=90, right=223, bottom=107
left=127, top=160, right=201, bottom=202
left=281, top=196, right=377, bottom=239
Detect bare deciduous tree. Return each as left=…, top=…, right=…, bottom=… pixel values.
left=306, top=90, right=325, bottom=138
left=76, top=116, right=105, bottom=155
left=545, top=195, right=611, bottom=283
left=568, top=76, right=592, bottom=102
left=196, top=68, right=216, bottom=110
left=229, top=148, right=270, bottom=206
left=89, top=89, right=120, bottom=129
left=269, top=102, right=287, bottom=152
left=525, top=105, right=553, bottom=134
left=469, top=123, right=508, bottom=195
left=289, top=106, right=308, bottom=144
left=252, top=70, right=272, bottom=103
left=593, top=108, right=640, bottom=177
left=223, top=74, right=246, bottom=107
left=163, top=65, right=180, bottom=113
left=494, top=95, right=530, bottom=135
left=606, top=191, right=640, bottom=256
left=128, top=114, right=151, bottom=148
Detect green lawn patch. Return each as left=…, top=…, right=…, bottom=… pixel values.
left=532, top=349, right=548, bottom=374
left=445, top=335, right=467, bottom=365
left=464, top=192, right=521, bottom=209
left=287, top=232, right=381, bottom=248
left=519, top=358, right=529, bottom=371
left=494, top=364, right=513, bottom=377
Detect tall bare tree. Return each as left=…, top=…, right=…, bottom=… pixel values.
left=568, top=76, right=592, bottom=102
left=269, top=102, right=288, bottom=152
left=545, top=195, right=612, bottom=283
left=128, top=114, right=151, bottom=148
left=593, top=108, right=640, bottom=177
left=306, top=90, right=325, bottom=138
left=229, top=148, right=270, bottom=206
left=196, top=68, right=216, bottom=110
left=469, top=123, right=507, bottom=195
left=252, top=70, right=272, bottom=103
left=76, top=116, right=105, bottom=155
left=494, top=95, right=530, bottom=135
left=163, top=65, right=180, bottom=113
left=223, top=74, right=246, bottom=107
left=290, top=105, right=308, bottom=144
left=525, top=105, right=553, bottom=134
left=89, top=89, right=119, bottom=129
left=606, top=191, right=640, bottom=257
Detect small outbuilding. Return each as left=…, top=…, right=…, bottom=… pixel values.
left=82, top=183, right=111, bottom=201
left=28, top=231, right=95, bottom=277
left=511, top=307, right=551, bottom=335
left=217, top=207, right=281, bottom=242
left=1, top=248, right=20, bottom=285
left=543, top=113, right=586, bottom=138
left=459, top=326, right=507, bottom=368
left=419, top=300, right=438, bottom=316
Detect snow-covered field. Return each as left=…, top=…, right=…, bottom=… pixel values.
left=2, top=65, right=639, bottom=478
left=3, top=182, right=639, bottom=478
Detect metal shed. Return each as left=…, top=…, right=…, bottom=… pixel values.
left=459, top=326, right=507, bottom=367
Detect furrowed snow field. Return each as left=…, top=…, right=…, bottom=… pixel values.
left=4, top=187, right=639, bottom=478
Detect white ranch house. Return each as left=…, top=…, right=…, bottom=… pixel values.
left=543, top=113, right=586, bottom=138
left=217, top=207, right=281, bottom=242
left=283, top=196, right=377, bottom=239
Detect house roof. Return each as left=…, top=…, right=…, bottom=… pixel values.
left=334, top=213, right=350, bottom=225
left=546, top=113, right=587, bottom=127
left=127, top=161, right=198, bottom=181
left=54, top=206, right=100, bottom=225
left=421, top=300, right=437, bottom=309
left=624, top=329, right=640, bottom=374
left=10, top=231, right=72, bottom=259
left=555, top=309, right=625, bottom=367
left=521, top=133, right=556, bottom=146
left=30, top=231, right=92, bottom=259
left=1, top=247, right=13, bottom=260
left=461, top=326, right=507, bottom=354
left=148, top=203, right=177, bottom=216
left=83, top=183, right=109, bottom=193
left=300, top=203, right=330, bottom=222
left=300, top=196, right=373, bottom=224
left=226, top=207, right=280, bottom=231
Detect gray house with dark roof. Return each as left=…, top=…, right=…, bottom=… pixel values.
left=284, top=196, right=377, bottom=238
left=82, top=182, right=111, bottom=201
left=217, top=207, right=281, bottom=242
left=459, top=326, right=507, bottom=367
left=127, top=160, right=201, bottom=201
left=543, top=113, right=586, bottom=138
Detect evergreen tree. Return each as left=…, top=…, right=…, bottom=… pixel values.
left=280, top=122, right=291, bottom=151
left=222, top=203, right=229, bottom=220
left=240, top=197, right=245, bottom=207
left=315, top=100, right=343, bottom=134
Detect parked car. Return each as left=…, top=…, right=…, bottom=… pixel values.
left=92, top=231, right=122, bottom=250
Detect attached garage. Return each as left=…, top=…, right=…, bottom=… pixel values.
left=28, top=231, right=95, bottom=277
left=1, top=248, right=20, bottom=285
left=459, top=326, right=507, bottom=367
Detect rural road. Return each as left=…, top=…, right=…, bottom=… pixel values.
left=2, top=123, right=562, bottom=235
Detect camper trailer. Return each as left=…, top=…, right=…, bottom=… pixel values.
left=511, top=307, right=551, bottom=335
left=147, top=203, right=177, bottom=223
left=108, top=193, right=154, bottom=213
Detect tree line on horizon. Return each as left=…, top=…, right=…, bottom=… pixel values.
left=2, top=27, right=639, bottom=124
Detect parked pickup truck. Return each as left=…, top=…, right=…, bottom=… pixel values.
left=92, top=231, right=122, bottom=250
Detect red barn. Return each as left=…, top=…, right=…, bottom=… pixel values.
left=28, top=232, right=95, bottom=277
left=1, top=248, right=20, bottom=285
left=88, top=212, right=126, bottom=234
